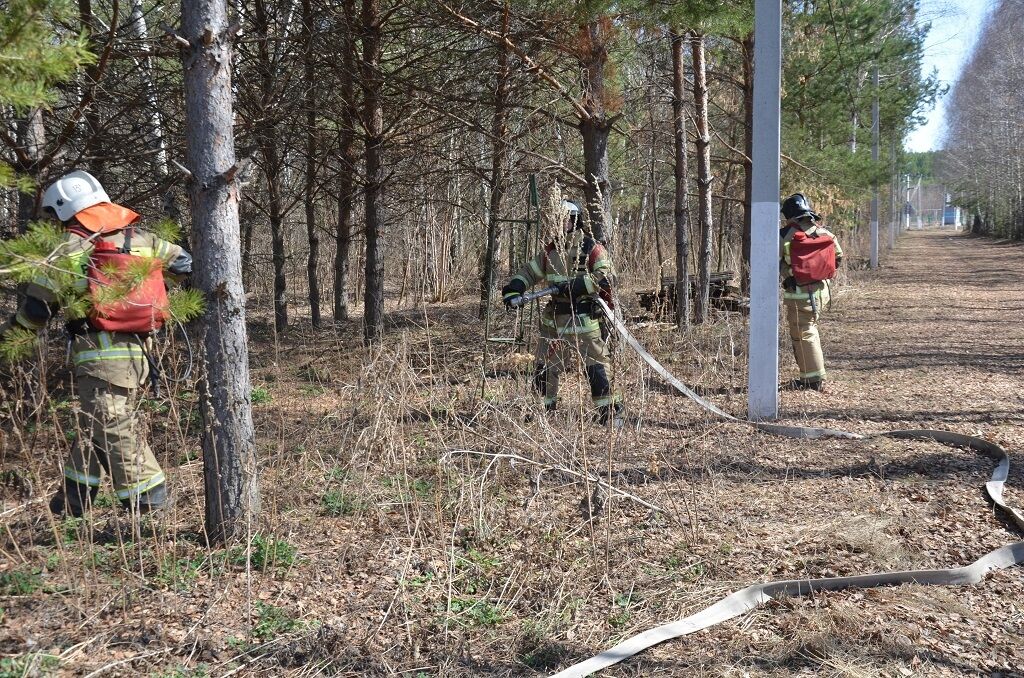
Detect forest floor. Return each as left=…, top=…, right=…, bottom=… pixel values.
left=2, top=228, right=1024, bottom=677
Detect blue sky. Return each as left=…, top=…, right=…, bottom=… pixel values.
left=905, top=0, right=994, bottom=152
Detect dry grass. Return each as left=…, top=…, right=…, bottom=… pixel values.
left=2, top=231, right=1024, bottom=676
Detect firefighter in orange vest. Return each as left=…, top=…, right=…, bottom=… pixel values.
left=779, top=193, right=843, bottom=391
left=501, top=200, right=623, bottom=426
left=0, top=170, right=192, bottom=516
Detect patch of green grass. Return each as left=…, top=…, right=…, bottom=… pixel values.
left=0, top=653, right=60, bottom=677
left=252, top=602, right=303, bottom=641
left=0, top=569, right=43, bottom=595
left=61, top=516, right=85, bottom=544
left=93, top=492, right=116, bottom=508
left=447, top=597, right=502, bottom=627
left=178, top=448, right=200, bottom=465
left=226, top=534, right=296, bottom=571
left=298, top=384, right=327, bottom=397
left=251, top=386, right=271, bottom=404
left=321, top=490, right=362, bottom=517
left=154, top=555, right=205, bottom=590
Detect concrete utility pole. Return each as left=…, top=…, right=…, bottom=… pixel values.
left=869, top=66, right=879, bottom=268
left=904, top=174, right=911, bottom=232
left=747, top=0, right=781, bottom=420
left=921, top=178, right=929, bottom=231
left=889, top=141, right=897, bottom=250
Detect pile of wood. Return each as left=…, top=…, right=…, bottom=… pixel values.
left=635, top=272, right=748, bottom=319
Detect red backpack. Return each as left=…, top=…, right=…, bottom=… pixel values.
left=86, top=228, right=170, bottom=333
left=789, top=229, right=837, bottom=286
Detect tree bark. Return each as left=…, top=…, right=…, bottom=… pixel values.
left=361, top=0, right=385, bottom=344
left=479, top=5, right=510, bottom=318
left=690, top=31, right=714, bottom=325
left=671, top=31, right=690, bottom=330
left=15, top=110, right=45, bottom=233
left=254, top=0, right=288, bottom=332
left=301, top=0, right=321, bottom=328
left=128, top=0, right=176, bottom=219
left=579, top=18, right=613, bottom=242
left=333, top=0, right=358, bottom=322
left=181, top=0, right=259, bottom=543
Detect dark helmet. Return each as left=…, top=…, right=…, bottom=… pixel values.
left=781, top=193, right=816, bottom=221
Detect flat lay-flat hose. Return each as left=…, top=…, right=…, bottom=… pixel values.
left=549, top=303, right=1024, bottom=678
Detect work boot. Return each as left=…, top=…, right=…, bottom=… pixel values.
left=787, top=378, right=825, bottom=392
left=48, top=479, right=96, bottom=518
left=596, top=402, right=625, bottom=429
left=121, top=483, right=170, bottom=517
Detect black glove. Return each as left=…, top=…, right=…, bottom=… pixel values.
left=783, top=275, right=797, bottom=292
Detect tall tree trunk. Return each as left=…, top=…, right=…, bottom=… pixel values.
left=254, top=0, right=287, bottom=332
left=78, top=0, right=106, bottom=176
left=690, top=31, right=714, bottom=325
left=15, top=110, right=45, bottom=233
left=479, top=5, right=510, bottom=319
left=128, top=0, right=176, bottom=220
left=181, top=0, right=259, bottom=543
left=671, top=31, right=690, bottom=330
left=579, top=18, right=613, bottom=242
left=301, top=0, right=321, bottom=328
left=741, top=32, right=753, bottom=294
left=361, top=0, right=385, bottom=344
left=333, top=0, right=358, bottom=322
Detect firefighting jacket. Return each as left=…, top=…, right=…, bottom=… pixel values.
left=1, top=227, right=191, bottom=388
left=779, top=221, right=843, bottom=301
left=502, top=229, right=613, bottom=333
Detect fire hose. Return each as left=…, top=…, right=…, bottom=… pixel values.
left=548, top=300, right=1024, bottom=678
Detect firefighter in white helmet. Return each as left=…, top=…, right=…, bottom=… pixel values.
left=502, top=200, right=624, bottom=426
left=0, top=170, right=192, bottom=516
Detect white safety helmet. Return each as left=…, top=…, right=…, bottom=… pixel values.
left=41, top=170, right=110, bottom=222
left=561, top=200, right=580, bottom=219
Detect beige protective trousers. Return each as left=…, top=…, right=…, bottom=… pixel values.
left=64, top=376, right=166, bottom=507
left=785, top=298, right=825, bottom=382
left=534, top=310, right=617, bottom=408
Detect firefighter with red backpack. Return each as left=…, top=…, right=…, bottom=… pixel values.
left=501, top=200, right=624, bottom=427
left=0, top=170, right=192, bottom=517
left=779, top=193, right=843, bottom=391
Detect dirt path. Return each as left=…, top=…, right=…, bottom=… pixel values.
left=820, top=229, right=1024, bottom=434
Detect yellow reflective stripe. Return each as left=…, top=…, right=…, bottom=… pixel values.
left=799, top=369, right=825, bottom=379
left=593, top=395, right=620, bottom=407
left=115, top=471, right=166, bottom=500
left=130, top=247, right=156, bottom=258
left=503, top=292, right=520, bottom=300
left=543, top=396, right=557, bottom=406
left=64, top=467, right=101, bottom=487
left=556, top=320, right=600, bottom=336
left=73, top=346, right=147, bottom=365
left=528, top=259, right=544, bottom=279
left=782, top=240, right=791, bottom=265
left=545, top=275, right=569, bottom=283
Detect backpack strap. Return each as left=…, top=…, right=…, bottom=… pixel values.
left=119, top=226, right=134, bottom=254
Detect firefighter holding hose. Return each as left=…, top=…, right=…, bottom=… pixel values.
left=0, top=170, right=192, bottom=517
left=501, top=200, right=623, bottom=427
left=779, top=193, right=843, bottom=391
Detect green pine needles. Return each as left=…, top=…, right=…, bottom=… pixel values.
left=0, top=222, right=206, bottom=362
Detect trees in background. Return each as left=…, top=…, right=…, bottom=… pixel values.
left=941, top=0, right=1023, bottom=240
left=1, top=0, right=938, bottom=332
